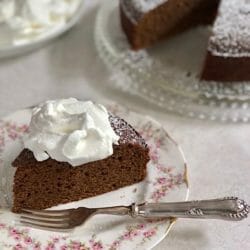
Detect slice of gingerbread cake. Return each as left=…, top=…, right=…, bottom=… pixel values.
left=12, top=98, right=150, bottom=213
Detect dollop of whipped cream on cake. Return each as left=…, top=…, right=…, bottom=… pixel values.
left=23, top=98, right=120, bottom=166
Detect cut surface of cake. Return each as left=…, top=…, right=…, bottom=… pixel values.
left=120, top=0, right=250, bottom=82
left=12, top=99, right=150, bottom=213
left=120, top=0, right=220, bottom=50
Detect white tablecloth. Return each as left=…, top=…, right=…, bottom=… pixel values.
left=0, top=1, right=249, bottom=249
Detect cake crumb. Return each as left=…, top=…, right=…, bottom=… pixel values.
left=133, top=188, right=137, bottom=193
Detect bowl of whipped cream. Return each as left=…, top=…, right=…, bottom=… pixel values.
left=0, top=0, right=85, bottom=58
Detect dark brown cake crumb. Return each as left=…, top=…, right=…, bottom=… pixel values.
left=201, top=52, right=250, bottom=82
left=12, top=114, right=150, bottom=213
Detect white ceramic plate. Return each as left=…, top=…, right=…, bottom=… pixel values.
left=0, top=0, right=85, bottom=58
left=95, top=0, right=250, bottom=122
left=0, top=103, right=188, bottom=250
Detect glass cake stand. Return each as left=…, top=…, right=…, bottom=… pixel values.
left=95, top=0, right=250, bottom=122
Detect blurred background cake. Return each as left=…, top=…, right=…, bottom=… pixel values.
left=120, top=0, right=250, bottom=82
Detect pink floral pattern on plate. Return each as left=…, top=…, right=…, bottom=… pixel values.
left=0, top=104, right=188, bottom=250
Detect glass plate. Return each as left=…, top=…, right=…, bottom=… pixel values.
left=0, top=0, right=84, bottom=58
left=0, top=102, right=188, bottom=250
left=95, top=0, right=250, bottom=122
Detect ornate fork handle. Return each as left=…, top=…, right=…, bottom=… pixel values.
left=130, top=197, right=249, bottom=221
left=14, top=197, right=249, bottom=230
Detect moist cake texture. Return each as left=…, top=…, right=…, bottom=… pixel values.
left=12, top=113, right=150, bottom=213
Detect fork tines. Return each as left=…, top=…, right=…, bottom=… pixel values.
left=20, top=208, right=72, bottom=230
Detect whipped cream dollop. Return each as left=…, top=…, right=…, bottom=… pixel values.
left=0, top=0, right=81, bottom=46
left=6, top=0, right=81, bottom=28
left=24, top=98, right=120, bottom=166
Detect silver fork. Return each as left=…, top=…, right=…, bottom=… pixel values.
left=19, top=197, right=249, bottom=231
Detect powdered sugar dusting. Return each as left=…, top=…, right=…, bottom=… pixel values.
left=121, top=0, right=168, bottom=23
left=208, top=0, right=250, bottom=57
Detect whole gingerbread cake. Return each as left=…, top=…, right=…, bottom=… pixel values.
left=120, top=0, right=250, bottom=82
left=12, top=99, right=150, bottom=213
